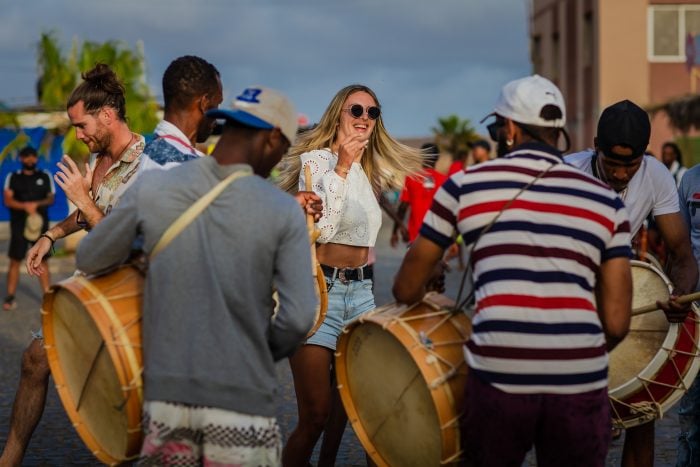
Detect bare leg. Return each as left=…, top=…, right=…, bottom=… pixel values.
left=4, top=259, right=20, bottom=309
left=621, top=422, right=654, bottom=467
left=0, top=339, right=50, bottom=467
left=38, top=260, right=50, bottom=294
left=317, top=369, right=347, bottom=467
left=283, top=345, right=333, bottom=467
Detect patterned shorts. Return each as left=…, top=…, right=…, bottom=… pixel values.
left=138, top=400, right=281, bottom=467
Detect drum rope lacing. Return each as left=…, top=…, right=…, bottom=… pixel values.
left=350, top=299, right=469, bottom=464
left=610, top=311, right=700, bottom=427
left=453, top=163, right=555, bottom=314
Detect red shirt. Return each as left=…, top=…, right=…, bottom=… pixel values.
left=399, top=167, right=448, bottom=241
left=448, top=160, right=465, bottom=176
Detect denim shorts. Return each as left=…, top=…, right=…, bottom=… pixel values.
left=305, top=276, right=375, bottom=351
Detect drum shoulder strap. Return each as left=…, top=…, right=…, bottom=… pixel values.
left=151, top=168, right=253, bottom=258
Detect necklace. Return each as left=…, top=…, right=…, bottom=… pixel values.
left=116, top=132, right=135, bottom=158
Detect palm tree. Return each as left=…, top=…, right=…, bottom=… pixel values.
left=35, top=31, right=159, bottom=161
left=431, top=114, right=479, bottom=158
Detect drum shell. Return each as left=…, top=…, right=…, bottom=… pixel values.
left=306, top=262, right=328, bottom=338
left=608, top=260, right=700, bottom=428
left=335, top=293, right=471, bottom=467
left=42, top=266, right=144, bottom=465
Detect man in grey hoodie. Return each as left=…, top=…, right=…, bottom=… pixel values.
left=76, top=86, right=318, bottom=466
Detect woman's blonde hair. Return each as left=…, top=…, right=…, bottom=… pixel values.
left=277, top=84, right=423, bottom=194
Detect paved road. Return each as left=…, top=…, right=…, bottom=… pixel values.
left=0, top=218, right=687, bottom=465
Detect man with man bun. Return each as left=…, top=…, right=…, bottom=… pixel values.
left=0, top=63, right=144, bottom=466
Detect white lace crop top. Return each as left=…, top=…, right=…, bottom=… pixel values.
left=299, top=149, right=382, bottom=247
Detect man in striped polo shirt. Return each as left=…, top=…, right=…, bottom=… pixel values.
left=394, top=75, right=633, bottom=466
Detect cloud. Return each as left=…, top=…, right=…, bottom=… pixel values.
left=0, top=0, right=532, bottom=136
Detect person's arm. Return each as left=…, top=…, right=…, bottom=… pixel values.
left=391, top=201, right=410, bottom=247
left=268, top=204, right=318, bottom=360
left=75, top=183, right=141, bottom=275
left=655, top=212, right=699, bottom=320
left=26, top=211, right=83, bottom=276
left=3, top=189, right=30, bottom=211
left=393, top=236, right=445, bottom=304
left=595, top=257, right=632, bottom=351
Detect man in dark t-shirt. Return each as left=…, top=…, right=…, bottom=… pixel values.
left=2, top=146, right=55, bottom=310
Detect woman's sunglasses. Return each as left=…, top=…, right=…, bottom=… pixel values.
left=345, top=104, right=381, bottom=120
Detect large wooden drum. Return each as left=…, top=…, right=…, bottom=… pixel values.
left=609, top=260, right=700, bottom=428
left=335, top=293, right=471, bottom=467
left=42, top=266, right=144, bottom=465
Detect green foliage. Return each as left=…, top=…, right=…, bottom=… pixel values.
left=36, top=31, right=78, bottom=110
left=35, top=31, right=158, bottom=161
left=676, top=135, right=700, bottom=167
left=0, top=132, right=30, bottom=165
left=431, top=114, right=479, bottom=158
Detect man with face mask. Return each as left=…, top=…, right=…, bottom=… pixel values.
left=139, top=55, right=223, bottom=173
left=565, top=100, right=698, bottom=467
left=394, top=75, right=633, bottom=466
left=2, top=146, right=55, bottom=310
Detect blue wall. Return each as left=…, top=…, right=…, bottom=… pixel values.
left=0, top=128, right=69, bottom=221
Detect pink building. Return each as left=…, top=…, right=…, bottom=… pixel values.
left=530, top=0, right=700, bottom=159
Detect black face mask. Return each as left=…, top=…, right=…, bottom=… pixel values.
left=496, top=132, right=510, bottom=157
left=21, top=162, right=36, bottom=171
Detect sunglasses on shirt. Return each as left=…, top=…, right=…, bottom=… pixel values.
left=345, top=104, right=381, bottom=120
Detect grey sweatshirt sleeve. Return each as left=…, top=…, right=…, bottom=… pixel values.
left=269, top=205, right=318, bottom=360
left=75, top=181, right=141, bottom=275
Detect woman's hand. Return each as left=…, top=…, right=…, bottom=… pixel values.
left=335, top=134, right=368, bottom=173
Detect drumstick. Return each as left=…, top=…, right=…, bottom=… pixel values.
left=631, top=291, right=700, bottom=316
left=304, top=165, right=319, bottom=277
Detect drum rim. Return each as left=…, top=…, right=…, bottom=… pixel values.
left=42, top=266, right=143, bottom=464
left=335, top=297, right=465, bottom=466
left=305, top=263, right=328, bottom=338
left=609, top=260, right=700, bottom=427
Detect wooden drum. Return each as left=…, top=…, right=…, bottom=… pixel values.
left=609, top=260, right=700, bottom=428
left=42, top=265, right=144, bottom=465
left=335, top=293, right=471, bottom=466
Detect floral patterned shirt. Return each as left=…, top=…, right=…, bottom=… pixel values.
left=77, top=134, right=144, bottom=228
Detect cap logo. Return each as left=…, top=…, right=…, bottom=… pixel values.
left=237, top=88, right=262, bottom=104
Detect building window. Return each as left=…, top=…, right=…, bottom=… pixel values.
left=649, top=5, right=700, bottom=62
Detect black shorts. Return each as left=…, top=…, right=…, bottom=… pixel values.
left=8, top=222, right=48, bottom=261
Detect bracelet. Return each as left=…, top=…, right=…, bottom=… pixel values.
left=39, top=233, right=55, bottom=246
left=335, top=165, right=351, bottom=175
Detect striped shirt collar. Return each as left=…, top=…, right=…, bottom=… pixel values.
left=504, top=141, right=563, bottom=164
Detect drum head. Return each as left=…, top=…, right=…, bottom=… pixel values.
left=50, top=288, right=129, bottom=460
left=608, top=262, right=670, bottom=391
left=343, top=322, right=441, bottom=466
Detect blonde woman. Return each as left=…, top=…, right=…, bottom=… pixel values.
left=278, top=84, right=422, bottom=466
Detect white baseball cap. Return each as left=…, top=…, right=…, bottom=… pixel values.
left=207, top=86, right=298, bottom=144
left=483, top=75, right=566, bottom=128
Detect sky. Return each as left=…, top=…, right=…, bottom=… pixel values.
left=0, top=0, right=532, bottom=138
